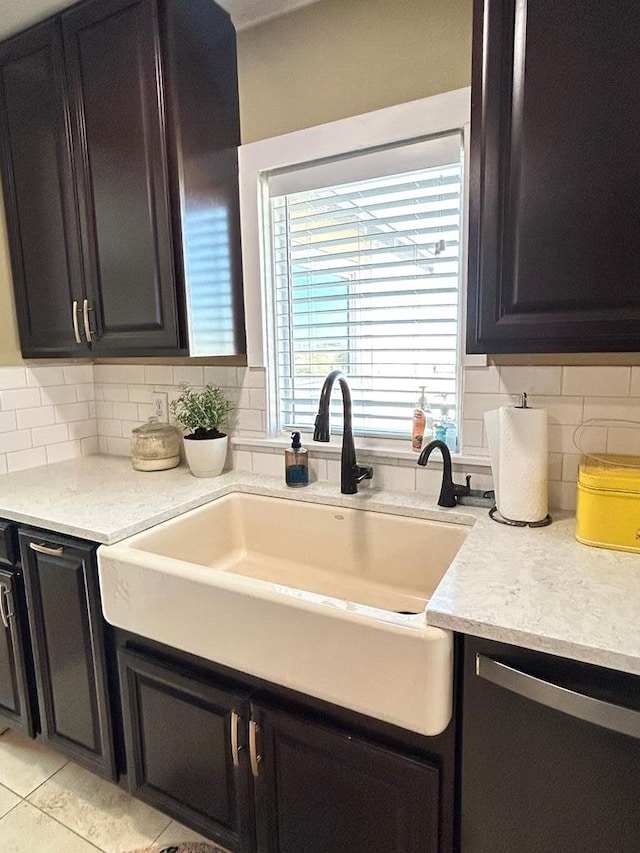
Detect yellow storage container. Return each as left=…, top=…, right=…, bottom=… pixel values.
left=576, top=454, right=640, bottom=553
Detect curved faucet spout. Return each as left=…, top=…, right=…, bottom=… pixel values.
left=313, top=370, right=373, bottom=495
left=418, top=439, right=468, bottom=508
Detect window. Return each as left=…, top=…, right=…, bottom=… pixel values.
left=269, top=136, right=462, bottom=436
left=239, top=88, right=471, bottom=444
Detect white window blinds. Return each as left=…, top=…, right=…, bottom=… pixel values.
left=268, top=132, right=463, bottom=437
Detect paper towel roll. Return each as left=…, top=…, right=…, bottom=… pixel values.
left=484, top=405, right=548, bottom=523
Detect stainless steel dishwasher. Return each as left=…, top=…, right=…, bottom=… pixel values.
left=460, top=636, right=640, bottom=852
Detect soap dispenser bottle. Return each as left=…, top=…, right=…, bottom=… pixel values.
left=285, top=431, right=309, bottom=487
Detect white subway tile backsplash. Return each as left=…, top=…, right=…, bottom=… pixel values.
left=76, top=383, right=96, bottom=402
left=606, top=427, right=640, bottom=455
left=204, top=366, right=239, bottom=388
left=7, top=447, right=46, bottom=472
left=547, top=452, right=564, bottom=482
left=249, top=388, right=266, bottom=410
left=0, top=455, right=6, bottom=475
left=499, top=366, right=562, bottom=396
left=463, top=366, right=500, bottom=394
left=93, top=365, right=120, bottom=383
left=561, top=453, right=581, bottom=484
left=0, top=388, right=42, bottom=410
left=462, top=419, right=483, bottom=448
left=68, top=420, right=98, bottom=440
left=173, top=366, right=204, bottom=386
left=63, top=364, right=94, bottom=385
left=102, top=384, right=129, bottom=402
left=26, top=367, right=65, bottom=387
left=105, top=436, right=130, bottom=456
left=0, top=368, right=26, bottom=390
left=534, top=396, right=584, bottom=426
left=0, top=430, right=32, bottom=454
left=40, top=385, right=77, bottom=406
left=548, top=480, right=577, bottom=512
left=128, top=384, right=152, bottom=404
left=81, top=436, right=99, bottom=456
left=0, top=412, right=17, bottom=433
left=583, top=396, right=640, bottom=423
left=115, top=365, right=145, bottom=385
left=368, top=464, right=416, bottom=493
left=98, top=419, right=123, bottom=437
left=46, top=440, right=82, bottom=465
left=55, top=402, right=90, bottom=423
left=237, top=408, right=264, bottom=432
left=562, top=366, right=631, bottom=397
left=144, top=365, right=174, bottom=385
left=112, top=401, right=139, bottom=422
left=251, top=452, right=282, bottom=477
left=240, top=367, right=266, bottom=389
left=462, top=393, right=513, bottom=421
left=32, top=424, right=69, bottom=447
left=231, top=448, right=252, bottom=472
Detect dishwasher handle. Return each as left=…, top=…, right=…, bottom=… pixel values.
left=476, top=654, right=640, bottom=740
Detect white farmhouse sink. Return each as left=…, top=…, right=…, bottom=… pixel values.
left=98, top=491, right=470, bottom=736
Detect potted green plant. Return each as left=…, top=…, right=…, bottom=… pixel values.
left=170, top=383, right=234, bottom=477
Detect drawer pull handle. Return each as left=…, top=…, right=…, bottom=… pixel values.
left=0, top=583, right=9, bottom=629
left=249, top=719, right=262, bottom=778
left=72, top=300, right=82, bottom=344
left=476, top=654, right=640, bottom=740
left=29, top=542, right=64, bottom=557
left=82, top=299, right=93, bottom=343
left=230, top=710, right=241, bottom=768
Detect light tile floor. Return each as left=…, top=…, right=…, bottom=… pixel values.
left=0, top=727, right=217, bottom=853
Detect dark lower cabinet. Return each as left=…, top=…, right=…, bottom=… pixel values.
left=118, top=648, right=254, bottom=852
left=117, top=641, right=446, bottom=853
left=0, top=522, right=36, bottom=737
left=252, top=703, right=440, bottom=853
left=19, top=528, right=115, bottom=779
left=461, top=636, right=640, bottom=852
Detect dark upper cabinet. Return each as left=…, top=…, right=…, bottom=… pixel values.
left=0, top=0, right=245, bottom=358
left=19, top=527, right=116, bottom=779
left=0, top=21, right=84, bottom=358
left=467, top=0, right=640, bottom=353
left=252, top=702, right=441, bottom=853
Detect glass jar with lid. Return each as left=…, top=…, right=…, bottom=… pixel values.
left=130, top=418, right=181, bottom=471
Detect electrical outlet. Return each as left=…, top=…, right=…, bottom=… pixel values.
left=151, top=391, right=168, bottom=422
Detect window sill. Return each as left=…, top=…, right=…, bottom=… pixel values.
left=231, top=434, right=491, bottom=471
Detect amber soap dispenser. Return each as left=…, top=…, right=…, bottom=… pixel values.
left=285, top=431, right=309, bottom=487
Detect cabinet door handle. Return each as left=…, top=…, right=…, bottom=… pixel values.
left=0, top=584, right=9, bottom=629
left=82, top=299, right=93, bottom=343
left=29, top=542, right=64, bottom=557
left=249, top=719, right=262, bottom=778
left=476, top=654, right=640, bottom=740
left=72, top=300, right=82, bottom=344
left=230, top=710, right=241, bottom=768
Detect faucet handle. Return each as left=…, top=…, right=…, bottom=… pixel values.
left=355, top=464, right=374, bottom=483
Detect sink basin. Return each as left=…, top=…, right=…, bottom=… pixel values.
left=98, top=491, right=470, bottom=736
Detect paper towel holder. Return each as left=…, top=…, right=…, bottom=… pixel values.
left=489, top=506, right=552, bottom=527
left=516, top=392, right=528, bottom=408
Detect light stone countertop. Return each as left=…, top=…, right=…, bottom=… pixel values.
left=0, top=454, right=639, bottom=676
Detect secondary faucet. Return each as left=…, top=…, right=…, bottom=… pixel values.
left=417, top=439, right=470, bottom=507
left=313, top=370, right=374, bottom=495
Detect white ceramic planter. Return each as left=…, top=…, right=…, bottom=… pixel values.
left=183, top=434, right=228, bottom=478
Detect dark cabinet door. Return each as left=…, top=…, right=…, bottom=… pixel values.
left=467, top=0, right=640, bottom=353
left=0, top=20, right=85, bottom=358
left=0, top=566, right=36, bottom=738
left=252, top=702, right=441, bottom=853
left=118, top=648, right=254, bottom=852
left=461, top=636, right=640, bottom=852
left=19, top=529, right=115, bottom=779
left=62, top=0, right=181, bottom=354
